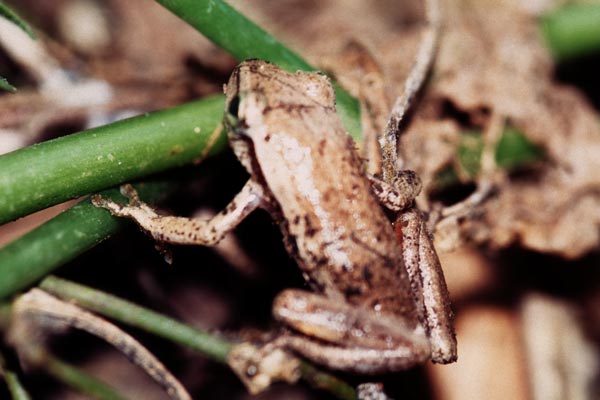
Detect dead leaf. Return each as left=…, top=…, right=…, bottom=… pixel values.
left=427, top=0, right=600, bottom=258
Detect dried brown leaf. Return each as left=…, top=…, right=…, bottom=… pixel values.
left=239, top=1, right=600, bottom=257
left=428, top=0, right=600, bottom=258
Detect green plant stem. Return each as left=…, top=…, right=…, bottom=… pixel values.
left=541, top=3, right=600, bottom=61
left=0, top=77, right=17, bottom=93
left=3, top=371, right=32, bottom=400
left=0, top=2, right=36, bottom=92
left=156, top=0, right=310, bottom=73
left=44, top=356, right=127, bottom=400
left=40, top=276, right=232, bottom=362
left=0, top=95, right=225, bottom=224
left=0, top=2, right=36, bottom=39
left=0, top=182, right=171, bottom=299
left=0, top=302, right=10, bottom=328
left=300, top=363, right=356, bottom=400
left=154, top=0, right=361, bottom=139
left=40, top=276, right=357, bottom=399
left=1, top=353, right=32, bottom=400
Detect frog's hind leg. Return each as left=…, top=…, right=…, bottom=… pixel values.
left=91, top=179, right=265, bottom=246
left=271, top=289, right=431, bottom=373
left=396, top=207, right=457, bottom=364
left=276, top=334, right=429, bottom=374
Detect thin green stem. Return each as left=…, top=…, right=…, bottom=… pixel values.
left=0, top=2, right=36, bottom=39
left=4, top=371, right=32, bottom=400
left=300, top=363, right=357, bottom=400
left=154, top=0, right=361, bottom=139
left=0, top=95, right=225, bottom=224
left=1, top=353, right=32, bottom=400
left=0, top=303, right=11, bottom=328
left=40, top=276, right=357, bottom=399
left=40, top=276, right=232, bottom=362
left=44, top=356, right=127, bottom=400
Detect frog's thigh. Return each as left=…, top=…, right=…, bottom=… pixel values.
left=397, top=208, right=457, bottom=364
left=93, top=180, right=265, bottom=246
left=369, top=170, right=422, bottom=212
left=272, top=289, right=430, bottom=372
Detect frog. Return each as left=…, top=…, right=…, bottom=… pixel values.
left=92, top=59, right=456, bottom=382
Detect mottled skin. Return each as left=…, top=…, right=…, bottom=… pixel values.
left=225, top=61, right=418, bottom=322
left=93, top=60, right=456, bottom=374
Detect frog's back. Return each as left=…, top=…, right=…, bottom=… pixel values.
left=227, top=60, right=417, bottom=320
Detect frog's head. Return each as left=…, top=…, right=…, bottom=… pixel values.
left=224, top=59, right=335, bottom=142
left=223, top=59, right=337, bottom=178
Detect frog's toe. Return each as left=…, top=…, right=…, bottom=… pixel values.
left=91, top=195, right=126, bottom=215
left=119, top=184, right=142, bottom=206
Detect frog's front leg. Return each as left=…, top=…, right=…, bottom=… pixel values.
left=91, top=180, right=266, bottom=245
left=271, top=289, right=431, bottom=373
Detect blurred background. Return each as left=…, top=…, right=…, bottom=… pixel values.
left=1, top=0, right=599, bottom=399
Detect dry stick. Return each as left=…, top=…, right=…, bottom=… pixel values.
left=380, top=0, right=441, bottom=183
left=10, top=289, right=192, bottom=400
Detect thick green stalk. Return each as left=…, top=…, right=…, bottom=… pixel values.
left=0, top=95, right=225, bottom=224
left=156, top=0, right=310, bottom=72
left=154, top=0, right=361, bottom=139
left=0, top=183, right=172, bottom=299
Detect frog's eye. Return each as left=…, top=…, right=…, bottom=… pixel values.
left=227, top=95, right=240, bottom=117
left=224, top=95, right=245, bottom=135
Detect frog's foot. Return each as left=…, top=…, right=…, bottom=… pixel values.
left=227, top=341, right=301, bottom=395
left=368, top=170, right=422, bottom=212
left=91, top=184, right=157, bottom=220
left=92, top=179, right=264, bottom=246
